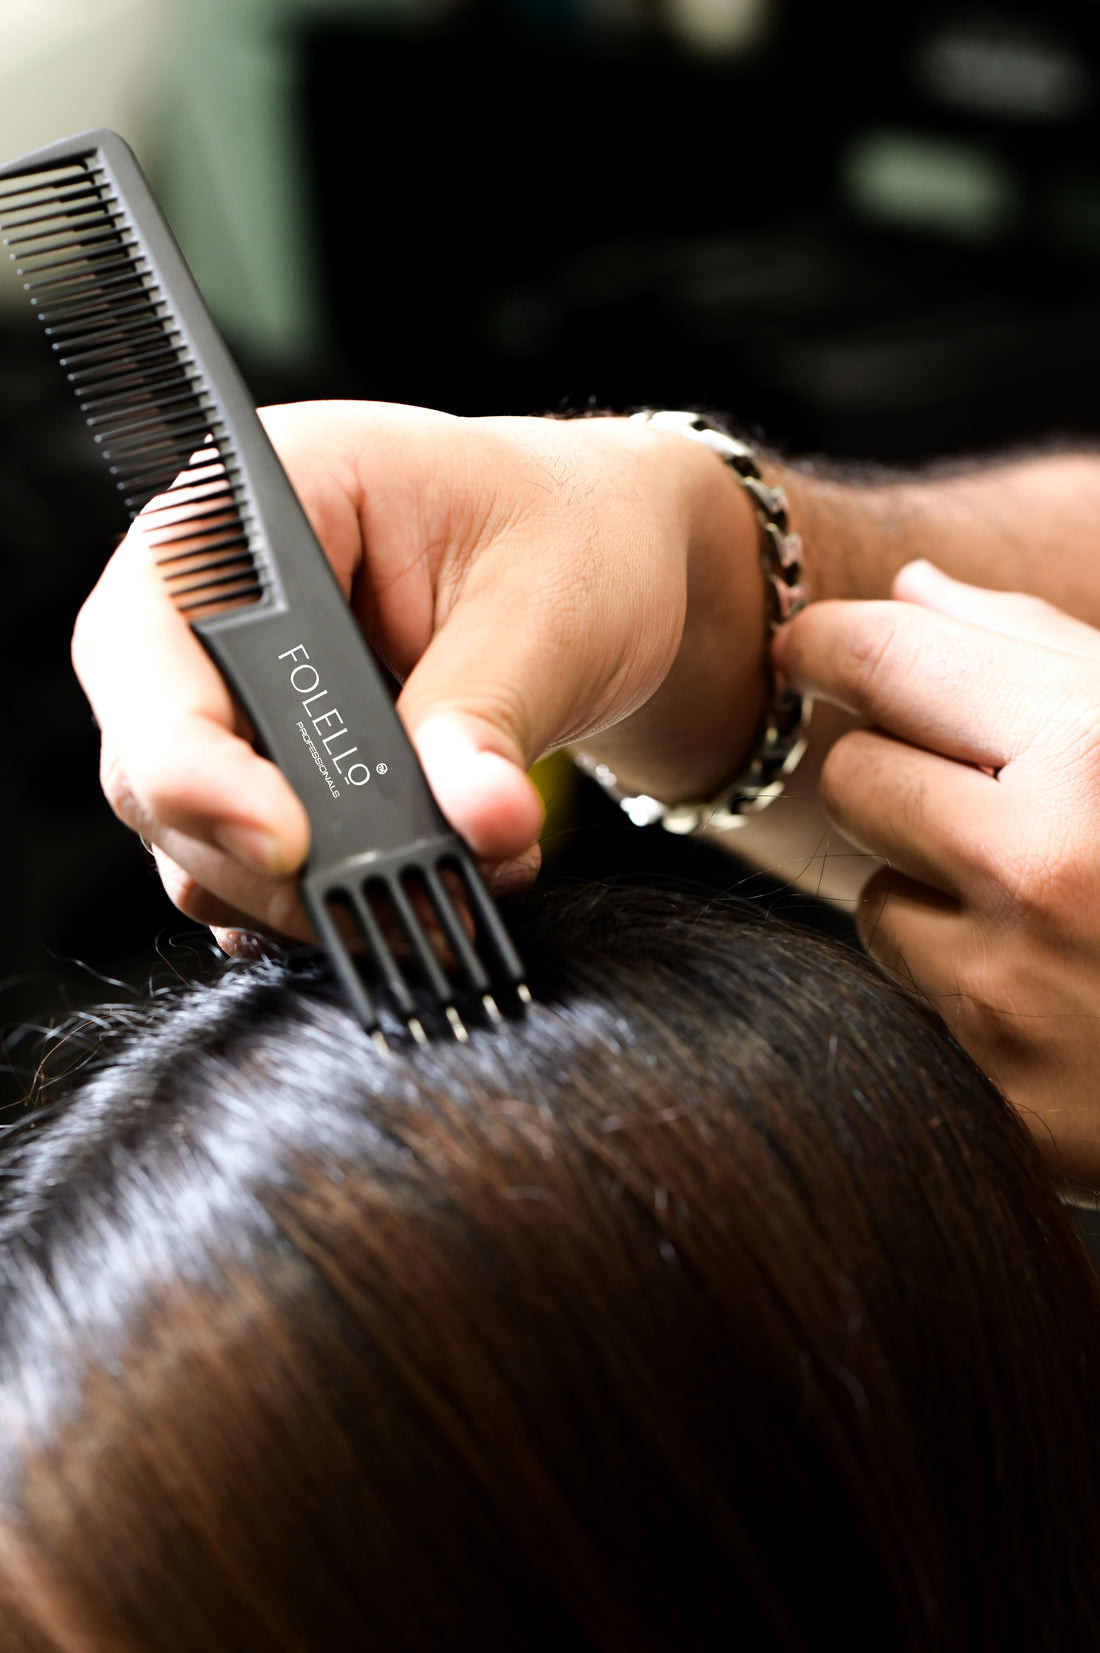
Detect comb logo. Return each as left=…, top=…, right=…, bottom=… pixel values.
left=278, top=644, right=371, bottom=787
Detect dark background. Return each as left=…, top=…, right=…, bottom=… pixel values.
left=7, top=0, right=1100, bottom=1100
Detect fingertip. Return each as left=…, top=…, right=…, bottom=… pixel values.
left=486, top=843, right=543, bottom=896
left=770, top=613, right=795, bottom=673
left=146, top=721, right=311, bottom=878
left=211, top=927, right=246, bottom=958
left=413, top=713, right=546, bottom=862
left=212, top=927, right=287, bottom=961
left=893, top=559, right=949, bottom=601
left=770, top=606, right=814, bottom=690
left=460, top=750, right=546, bottom=861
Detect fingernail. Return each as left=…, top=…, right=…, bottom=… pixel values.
left=415, top=714, right=477, bottom=782
left=211, top=926, right=286, bottom=960
left=769, top=628, right=795, bottom=695
left=897, top=558, right=950, bottom=593
left=214, top=821, right=281, bottom=875
left=415, top=714, right=499, bottom=816
left=487, top=848, right=541, bottom=895
left=211, top=927, right=239, bottom=957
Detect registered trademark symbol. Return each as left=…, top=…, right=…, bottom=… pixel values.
left=376, top=762, right=388, bottom=775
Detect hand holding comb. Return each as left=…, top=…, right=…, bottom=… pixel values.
left=0, top=128, right=528, bottom=1048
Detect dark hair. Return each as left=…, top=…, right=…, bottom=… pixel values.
left=0, top=881, right=1098, bottom=1651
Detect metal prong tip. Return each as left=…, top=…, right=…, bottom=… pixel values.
left=370, top=1028, right=391, bottom=1055
left=408, top=1016, right=428, bottom=1046
left=517, top=983, right=532, bottom=1006
left=445, top=1004, right=469, bottom=1043
left=482, top=993, right=503, bottom=1025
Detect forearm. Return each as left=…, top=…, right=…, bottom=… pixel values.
left=770, top=451, right=1100, bottom=616
left=582, top=440, right=1100, bottom=816
left=568, top=424, right=768, bottom=808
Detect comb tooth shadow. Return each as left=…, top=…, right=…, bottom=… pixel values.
left=356, top=879, right=441, bottom=1047
left=388, top=873, right=453, bottom=1008
left=136, top=453, right=261, bottom=617
left=420, top=862, right=489, bottom=996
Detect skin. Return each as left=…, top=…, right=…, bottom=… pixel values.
left=777, top=566, right=1100, bottom=1191
left=72, top=402, right=762, bottom=943
left=71, top=401, right=1100, bottom=1184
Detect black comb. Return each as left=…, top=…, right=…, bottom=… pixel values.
left=0, top=128, right=529, bottom=1048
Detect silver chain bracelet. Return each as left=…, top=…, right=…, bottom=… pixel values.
left=573, top=409, right=811, bottom=835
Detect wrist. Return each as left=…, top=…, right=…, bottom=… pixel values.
left=572, top=415, right=777, bottom=811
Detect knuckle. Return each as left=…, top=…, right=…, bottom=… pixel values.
left=156, top=856, right=226, bottom=927
left=997, top=755, right=1100, bottom=925
left=999, top=837, right=1093, bottom=932
left=979, top=693, right=1100, bottom=924
left=98, top=732, right=191, bottom=839
left=99, top=748, right=143, bottom=832
left=1054, top=697, right=1100, bottom=789
left=786, top=601, right=921, bottom=721
left=138, top=750, right=193, bottom=832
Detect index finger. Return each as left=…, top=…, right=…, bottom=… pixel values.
left=773, top=598, right=1078, bottom=770
left=72, top=521, right=310, bottom=875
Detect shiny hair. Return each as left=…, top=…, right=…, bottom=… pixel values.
left=1, top=881, right=1099, bottom=1651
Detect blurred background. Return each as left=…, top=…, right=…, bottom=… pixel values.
left=7, top=0, right=1100, bottom=1100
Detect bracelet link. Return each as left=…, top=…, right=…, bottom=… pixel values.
left=574, top=410, right=812, bottom=835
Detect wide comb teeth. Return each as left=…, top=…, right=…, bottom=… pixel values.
left=0, top=153, right=262, bottom=619
left=304, top=845, right=530, bottom=1051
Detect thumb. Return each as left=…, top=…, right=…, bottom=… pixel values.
left=409, top=707, right=546, bottom=864
left=894, top=560, right=1100, bottom=660
left=396, top=594, right=556, bottom=864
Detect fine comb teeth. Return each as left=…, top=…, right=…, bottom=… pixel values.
left=0, top=130, right=529, bottom=1048
left=0, top=146, right=261, bottom=613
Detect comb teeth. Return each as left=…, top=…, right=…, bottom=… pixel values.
left=304, top=845, right=529, bottom=1049
left=3, top=132, right=529, bottom=1043
left=0, top=154, right=262, bottom=620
